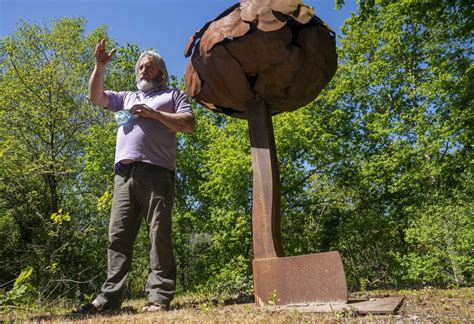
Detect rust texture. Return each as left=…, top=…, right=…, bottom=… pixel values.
left=184, top=0, right=337, bottom=118
left=247, top=99, right=284, bottom=259
left=184, top=1, right=347, bottom=306
left=253, top=252, right=348, bottom=305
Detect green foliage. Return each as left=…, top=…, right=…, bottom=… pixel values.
left=173, top=104, right=253, bottom=294
left=267, top=289, right=280, bottom=306
left=48, top=208, right=71, bottom=237
left=0, top=211, right=21, bottom=280
left=0, top=266, right=35, bottom=311
left=319, top=0, right=473, bottom=288
left=400, top=200, right=473, bottom=286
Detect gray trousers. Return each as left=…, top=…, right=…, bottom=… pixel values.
left=96, top=162, right=176, bottom=308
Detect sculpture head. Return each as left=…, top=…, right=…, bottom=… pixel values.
left=184, top=0, right=337, bottom=118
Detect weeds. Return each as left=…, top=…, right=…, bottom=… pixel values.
left=0, top=287, right=472, bottom=322
left=267, top=289, right=280, bottom=306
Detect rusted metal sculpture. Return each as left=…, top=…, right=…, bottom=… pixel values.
left=184, top=0, right=348, bottom=306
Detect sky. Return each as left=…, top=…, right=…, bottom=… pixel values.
left=0, top=0, right=357, bottom=79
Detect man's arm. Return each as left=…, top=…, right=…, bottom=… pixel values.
left=88, top=39, right=116, bottom=107
left=131, top=104, right=196, bottom=133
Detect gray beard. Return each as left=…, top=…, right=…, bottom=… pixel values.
left=137, top=79, right=159, bottom=92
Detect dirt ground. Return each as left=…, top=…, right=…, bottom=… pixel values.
left=2, top=287, right=472, bottom=322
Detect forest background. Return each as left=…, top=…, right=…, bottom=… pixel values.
left=0, top=0, right=472, bottom=310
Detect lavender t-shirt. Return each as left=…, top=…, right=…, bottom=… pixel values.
left=105, top=87, right=193, bottom=171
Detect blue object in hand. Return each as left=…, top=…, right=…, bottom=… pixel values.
left=115, top=110, right=133, bottom=125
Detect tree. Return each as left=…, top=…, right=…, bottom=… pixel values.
left=0, top=17, right=139, bottom=300
left=318, top=0, right=473, bottom=287
left=173, top=102, right=254, bottom=294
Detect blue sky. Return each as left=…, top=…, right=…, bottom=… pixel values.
left=0, top=0, right=357, bottom=79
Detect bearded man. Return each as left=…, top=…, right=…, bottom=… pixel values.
left=77, top=39, right=195, bottom=314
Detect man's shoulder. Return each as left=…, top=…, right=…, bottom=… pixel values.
left=151, top=87, right=186, bottom=101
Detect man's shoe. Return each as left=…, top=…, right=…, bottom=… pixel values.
left=72, top=302, right=102, bottom=315
left=72, top=302, right=120, bottom=315
left=142, top=302, right=169, bottom=313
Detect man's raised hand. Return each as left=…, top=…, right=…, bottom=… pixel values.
left=95, top=39, right=117, bottom=67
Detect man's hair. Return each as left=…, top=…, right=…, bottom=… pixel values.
left=135, top=50, right=169, bottom=87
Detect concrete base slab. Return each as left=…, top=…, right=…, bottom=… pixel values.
left=270, top=296, right=404, bottom=314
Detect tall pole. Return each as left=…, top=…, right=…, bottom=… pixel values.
left=247, top=98, right=284, bottom=259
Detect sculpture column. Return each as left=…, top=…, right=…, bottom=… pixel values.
left=247, top=98, right=284, bottom=259
left=246, top=98, right=348, bottom=306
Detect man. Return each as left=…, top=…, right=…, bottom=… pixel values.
left=79, top=39, right=195, bottom=314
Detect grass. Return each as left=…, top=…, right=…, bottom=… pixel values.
left=1, top=287, right=472, bottom=322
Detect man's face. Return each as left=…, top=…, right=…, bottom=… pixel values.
left=137, top=56, right=161, bottom=82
